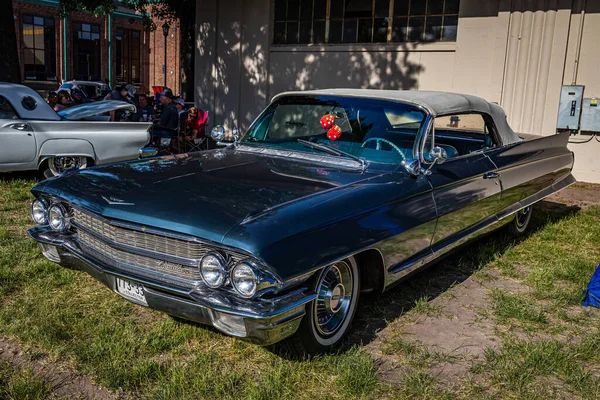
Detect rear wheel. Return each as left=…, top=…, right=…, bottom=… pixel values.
left=42, top=156, right=88, bottom=178
left=508, top=206, right=533, bottom=236
left=283, top=257, right=360, bottom=356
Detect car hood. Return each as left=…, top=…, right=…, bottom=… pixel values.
left=57, top=100, right=136, bottom=121
left=33, top=149, right=384, bottom=244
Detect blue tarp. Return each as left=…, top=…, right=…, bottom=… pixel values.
left=582, top=264, right=600, bottom=307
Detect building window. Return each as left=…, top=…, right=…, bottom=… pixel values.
left=273, top=0, right=459, bottom=44
left=22, top=15, right=56, bottom=81
left=115, top=29, right=141, bottom=85
left=73, top=22, right=101, bottom=81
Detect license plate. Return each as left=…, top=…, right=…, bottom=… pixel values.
left=115, top=277, right=147, bottom=306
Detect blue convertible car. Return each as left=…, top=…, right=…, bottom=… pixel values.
left=28, top=90, right=575, bottom=354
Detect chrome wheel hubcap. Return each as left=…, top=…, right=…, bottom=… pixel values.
left=314, top=262, right=353, bottom=337
left=516, top=207, right=531, bottom=228
left=49, top=156, right=86, bottom=176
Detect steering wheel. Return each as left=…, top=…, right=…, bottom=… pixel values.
left=361, top=138, right=406, bottom=161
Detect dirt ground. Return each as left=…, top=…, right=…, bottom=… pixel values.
left=357, top=182, right=600, bottom=388
left=0, top=336, right=118, bottom=399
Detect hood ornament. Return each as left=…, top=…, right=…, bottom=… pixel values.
left=101, top=195, right=135, bottom=206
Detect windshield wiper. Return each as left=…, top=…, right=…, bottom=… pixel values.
left=297, top=138, right=366, bottom=170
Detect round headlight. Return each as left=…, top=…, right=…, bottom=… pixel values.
left=30, top=199, right=47, bottom=225
left=48, top=204, right=69, bottom=232
left=232, top=262, right=257, bottom=298
left=200, top=253, right=226, bottom=288
left=211, top=125, right=225, bottom=141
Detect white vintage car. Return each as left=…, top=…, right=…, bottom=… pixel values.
left=0, top=83, right=156, bottom=178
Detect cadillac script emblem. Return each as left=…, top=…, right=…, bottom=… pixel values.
left=155, top=260, right=184, bottom=274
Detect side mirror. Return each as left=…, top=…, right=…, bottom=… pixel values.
left=401, top=159, right=421, bottom=177
left=427, top=146, right=447, bottom=165
left=211, top=125, right=226, bottom=141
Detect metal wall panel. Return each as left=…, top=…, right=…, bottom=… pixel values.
left=501, top=0, right=572, bottom=134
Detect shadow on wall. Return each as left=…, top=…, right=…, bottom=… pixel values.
left=196, top=18, right=425, bottom=130
left=269, top=42, right=424, bottom=95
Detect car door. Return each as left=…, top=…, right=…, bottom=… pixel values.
left=484, top=132, right=575, bottom=218
left=0, top=95, right=36, bottom=165
left=425, top=113, right=502, bottom=249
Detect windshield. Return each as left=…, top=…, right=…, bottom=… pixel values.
left=242, top=95, right=426, bottom=164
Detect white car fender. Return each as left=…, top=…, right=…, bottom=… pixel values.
left=37, top=138, right=97, bottom=168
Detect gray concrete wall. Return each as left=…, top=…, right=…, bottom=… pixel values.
left=195, top=0, right=600, bottom=183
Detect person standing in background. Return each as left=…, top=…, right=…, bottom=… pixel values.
left=47, top=91, right=57, bottom=109
left=175, top=98, right=188, bottom=132
left=70, top=89, right=90, bottom=106
left=104, top=85, right=135, bottom=121
left=132, top=94, right=155, bottom=122
left=54, top=90, right=71, bottom=112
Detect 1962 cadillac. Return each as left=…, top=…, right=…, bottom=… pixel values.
left=28, top=89, right=575, bottom=354
left=0, top=83, right=155, bottom=178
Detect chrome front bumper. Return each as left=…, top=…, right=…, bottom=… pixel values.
left=27, top=227, right=313, bottom=346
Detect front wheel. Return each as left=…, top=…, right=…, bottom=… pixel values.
left=283, top=258, right=360, bottom=355
left=508, top=205, right=533, bottom=236
left=43, top=156, right=88, bottom=178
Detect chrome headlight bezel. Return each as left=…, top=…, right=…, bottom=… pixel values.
left=200, top=252, right=227, bottom=288
left=30, top=198, right=48, bottom=225
left=47, top=203, right=70, bottom=232
left=231, top=261, right=259, bottom=298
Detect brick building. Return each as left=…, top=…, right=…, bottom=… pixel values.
left=12, top=0, right=181, bottom=96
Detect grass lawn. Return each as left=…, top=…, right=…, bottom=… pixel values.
left=1, top=177, right=600, bottom=399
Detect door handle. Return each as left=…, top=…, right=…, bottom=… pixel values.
left=483, top=171, right=500, bottom=179
left=10, top=123, right=30, bottom=131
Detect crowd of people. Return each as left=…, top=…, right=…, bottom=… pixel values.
left=46, top=84, right=208, bottom=153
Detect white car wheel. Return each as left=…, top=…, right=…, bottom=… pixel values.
left=283, top=257, right=360, bottom=355
left=45, top=156, right=88, bottom=178
left=508, top=205, right=533, bottom=236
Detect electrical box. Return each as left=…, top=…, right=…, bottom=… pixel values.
left=580, top=98, right=600, bottom=133
left=557, top=85, right=584, bottom=130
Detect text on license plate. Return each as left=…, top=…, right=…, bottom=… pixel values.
left=116, top=277, right=147, bottom=305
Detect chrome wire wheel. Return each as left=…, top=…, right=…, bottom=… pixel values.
left=516, top=206, right=531, bottom=229
left=48, top=156, right=87, bottom=176
left=509, top=205, right=533, bottom=236
left=314, top=261, right=354, bottom=337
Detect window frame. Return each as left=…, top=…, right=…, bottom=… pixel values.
left=22, top=15, right=57, bottom=81
left=0, top=95, right=21, bottom=120
left=420, top=112, right=501, bottom=164
left=72, top=21, right=102, bottom=81
left=272, top=0, right=460, bottom=45
left=115, top=28, right=142, bottom=85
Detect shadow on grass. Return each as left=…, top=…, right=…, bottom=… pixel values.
left=169, top=201, right=581, bottom=360
left=343, top=200, right=581, bottom=349
left=0, top=171, right=41, bottom=183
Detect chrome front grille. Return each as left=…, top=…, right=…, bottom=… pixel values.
left=73, top=208, right=211, bottom=259
left=78, top=230, right=202, bottom=281
left=71, top=208, right=245, bottom=282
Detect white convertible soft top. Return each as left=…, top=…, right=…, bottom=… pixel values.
left=273, top=89, right=522, bottom=146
